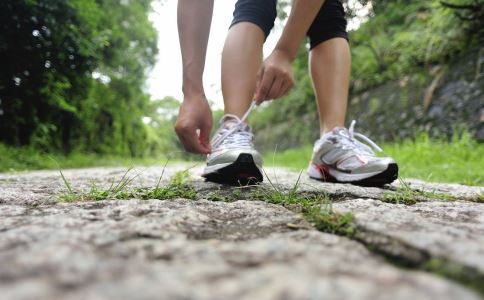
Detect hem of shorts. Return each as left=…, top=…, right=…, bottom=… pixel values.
left=309, top=32, right=349, bottom=50
left=230, top=18, right=273, bottom=39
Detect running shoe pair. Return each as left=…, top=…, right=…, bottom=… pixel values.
left=202, top=103, right=398, bottom=186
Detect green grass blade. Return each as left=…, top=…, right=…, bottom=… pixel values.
left=111, top=166, right=133, bottom=192
left=156, top=159, right=170, bottom=190
left=59, top=169, right=73, bottom=194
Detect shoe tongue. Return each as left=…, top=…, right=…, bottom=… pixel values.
left=332, top=127, right=350, bottom=137
left=221, top=116, right=250, bottom=132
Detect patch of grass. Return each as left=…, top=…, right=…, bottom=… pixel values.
left=422, top=258, right=484, bottom=296
left=264, top=133, right=484, bottom=186
left=58, top=167, right=197, bottom=202
left=475, top=193, right=484, bottom=203
left=382, top=179, right=456, bottom=205
left=306, top=205, right=357, bottom=237
left=138, top=169, right=197, bottom=200
left=256, top=171, right=321, bottom=207
left=59, top=167, right=141, bottom=202
left=206, top=187, right=245, bottom=202
left=0, top=143, right=190, bottom=173
left=382, top=190, right=418, bottom=205
left=418, top=190, right=456, bottom=202
left=384, top=133, right=483, bottom=186
left=257, top=169, right=356, bottom=237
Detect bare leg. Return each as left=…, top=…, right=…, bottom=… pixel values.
left=222, top=22, right=265, bottom=119
left=309, top=38, right=351, bottom=135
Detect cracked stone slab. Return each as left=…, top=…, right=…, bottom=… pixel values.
left=0, top=166, right=192, bottom=206
left=333, top=199, right=484, bottom=274
left=264, top=168, right=483, bottom=201
left=0, top=199, right=306, bottom=246
left=1, top=166, right=482, bottom=206
left=0, top=203, right=480, bottom=300
left=1, top=166, right=484, bottom=299
left=392, top=179, right=484, bottom=199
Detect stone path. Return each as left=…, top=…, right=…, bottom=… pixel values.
left=0, top=166, right=483, bottom=300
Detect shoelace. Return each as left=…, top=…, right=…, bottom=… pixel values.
left=210, top=104, right=382, bottom=156
left=345, top=120, right=383, bottom=154
left=211, top=101, right=257, bottom=149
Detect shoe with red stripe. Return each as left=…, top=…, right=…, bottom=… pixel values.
left=308, top=121, right=398, bottom=186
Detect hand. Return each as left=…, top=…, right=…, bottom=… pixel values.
left=254, top=49, right=294, bottom=104
left=175, top=94, right=213, bottom=154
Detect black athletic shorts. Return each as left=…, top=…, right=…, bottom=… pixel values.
left=230, top=0, right=348, bottom=49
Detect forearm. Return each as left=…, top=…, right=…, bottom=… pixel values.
left=177, top=0, right=214, bottom=97
left=275, top=0, right=325, bottom=61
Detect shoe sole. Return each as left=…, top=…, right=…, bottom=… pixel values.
left=310, top=163, right=399, bottom=187
left=202, top=153, right=263, bottom=186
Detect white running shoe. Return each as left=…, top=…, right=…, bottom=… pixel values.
left=308, top=121, right=398, bottom=186
left=202, top=103, right=263, bottom=185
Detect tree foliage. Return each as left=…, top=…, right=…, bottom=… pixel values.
left=0, top=0, right=159, bottom=156
left=251, top=0, right=483, bottom=151
left=350, top=0, right=482, bottom=91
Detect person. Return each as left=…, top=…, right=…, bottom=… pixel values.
left=175, top=0, right=398, bottom=186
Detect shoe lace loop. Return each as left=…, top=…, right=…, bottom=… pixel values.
left=346, top=120, right=383, bottom=153
left=211, top=102, right=257, bottom=149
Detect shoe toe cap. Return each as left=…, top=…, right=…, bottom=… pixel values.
left=208, top=149, right=262, bottom=166
left=355, top=157, right=396, bottom=174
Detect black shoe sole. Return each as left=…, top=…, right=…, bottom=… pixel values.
left=311, top=163, right=399, bottom=187
left=202, top=153, right=263, bottom=186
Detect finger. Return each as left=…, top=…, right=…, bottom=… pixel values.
left=176, top=126, right=209, bottom=154
left=267, top=77, right=284, bottom=100
left=272, top=79, right=285, bottom=99
left=280, top=76, right=294, bottom=97
left=278, top=80, right=292, bottom=99
left=198, top=126, right=212, bottom=153
left=177, top=132, right=197, bottom=154
left=255, top=69, right=275, bottom=103
left=187, top=133, right=210, bottom=154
